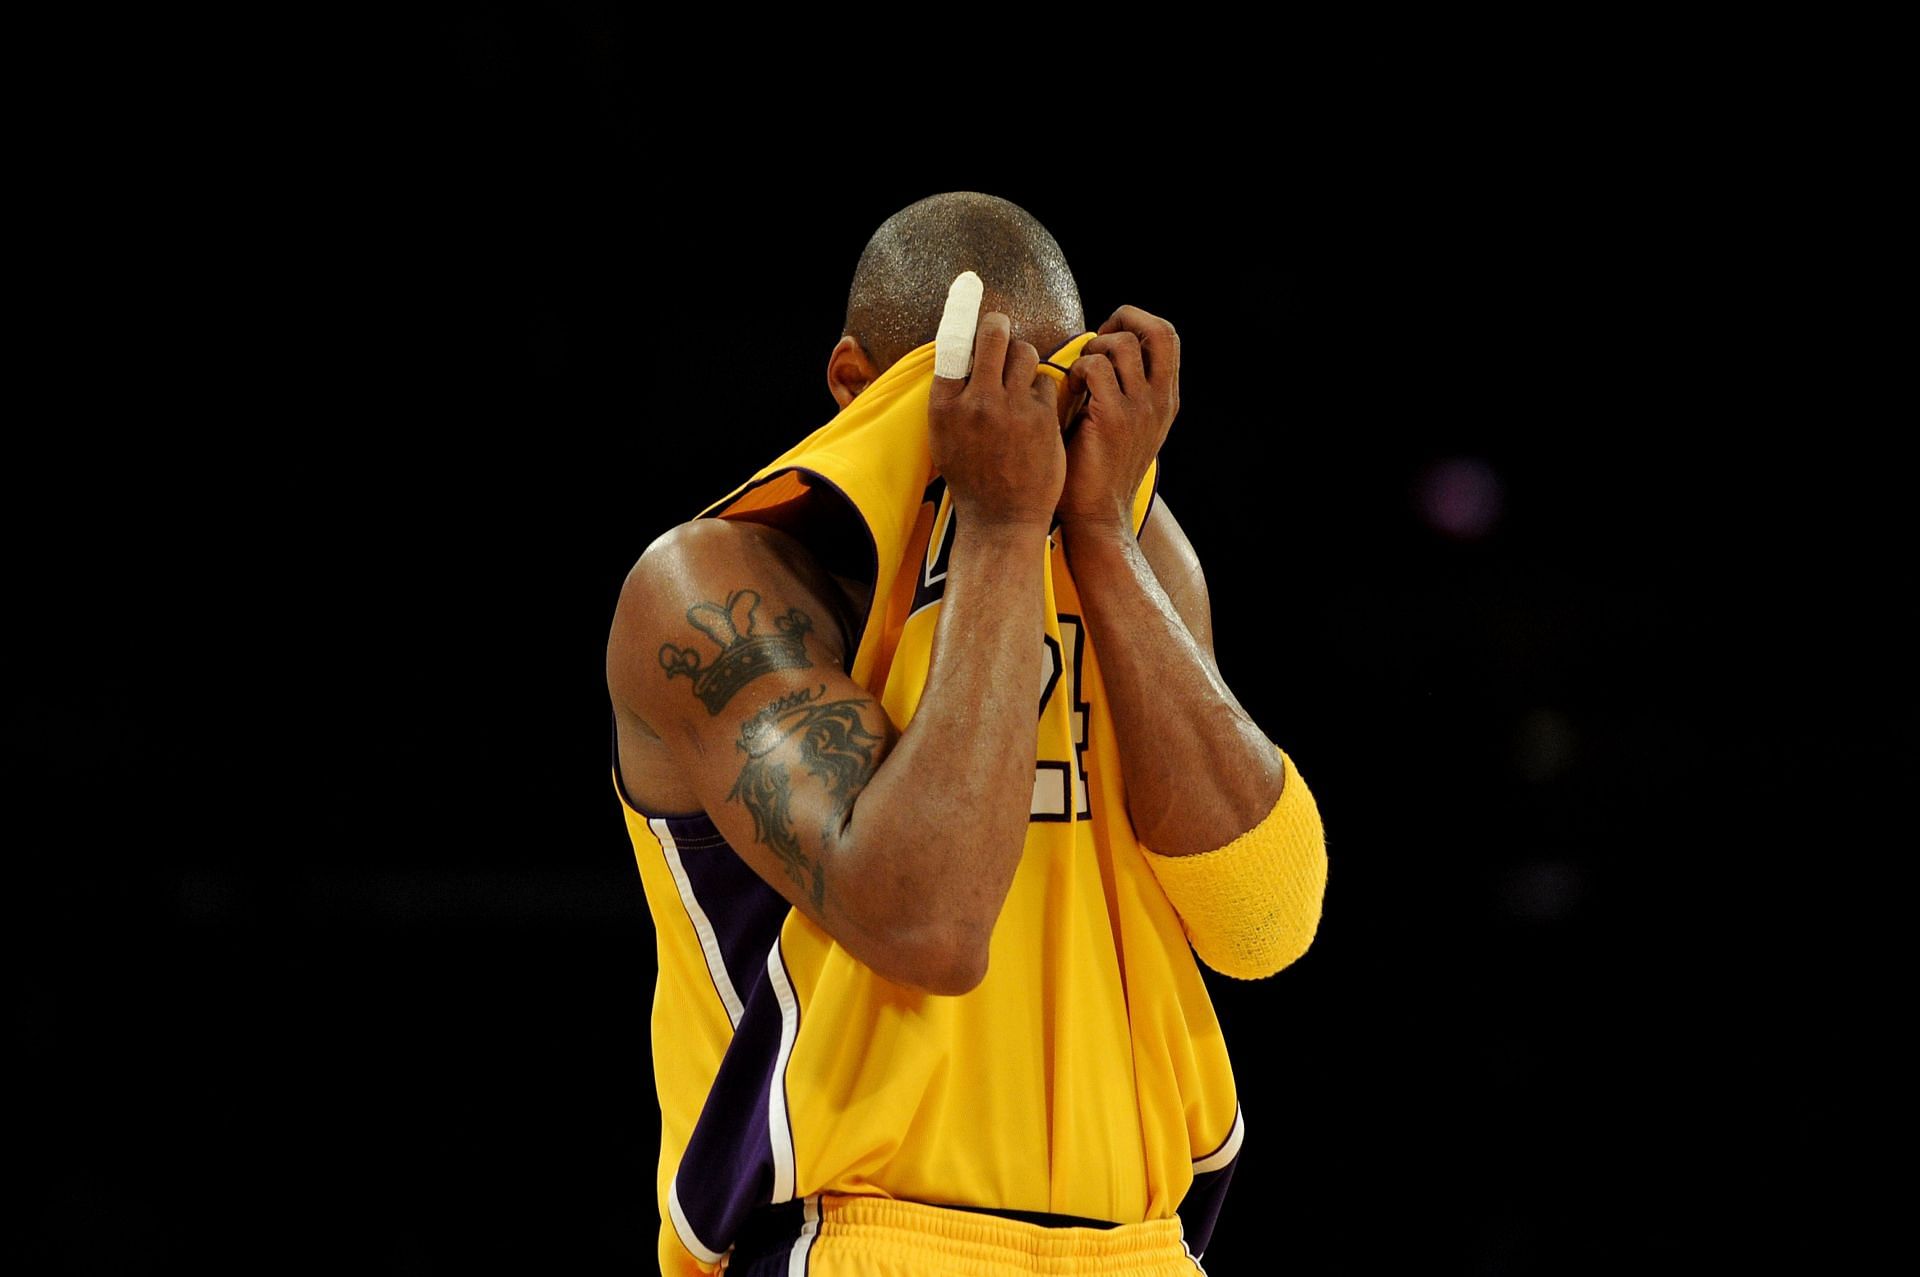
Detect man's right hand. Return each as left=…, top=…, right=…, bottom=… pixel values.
left=928, top=310, right=1065, bottom=530
left=609, top=310, right=1062, bottom=999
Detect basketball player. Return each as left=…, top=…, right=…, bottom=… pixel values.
left=606, top=193, right=1328, bottom=1275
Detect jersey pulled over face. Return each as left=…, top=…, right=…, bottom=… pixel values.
left=617, top=335, right=1244, bottom=1276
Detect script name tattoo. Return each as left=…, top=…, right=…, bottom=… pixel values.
left=727, top=685, right=882, bottom=909
left=658, top=587, right=814, bottom=715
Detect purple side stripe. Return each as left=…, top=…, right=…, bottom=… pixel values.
left=674, top=947, right=795, bottom=1252
left=663, top=812, right=792, bottom=1011
left=1181, top=1157, right=1239, bottom=1259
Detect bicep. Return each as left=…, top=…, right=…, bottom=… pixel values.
left=610, top=519, right=899, bottom=934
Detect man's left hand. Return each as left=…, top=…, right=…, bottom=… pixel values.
left=1059, top=305, right=1181, bottom=532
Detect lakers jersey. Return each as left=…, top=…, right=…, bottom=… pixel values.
left=617, top=336, right=1245, bottom=1275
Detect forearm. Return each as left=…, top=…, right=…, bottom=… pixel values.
left=1064, top=522, right=1283, bottom=854
left=841, top=518, right=1049, bottom=971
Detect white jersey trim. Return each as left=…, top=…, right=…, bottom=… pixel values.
left=1192, top=1104, right=1245, bottom=1175
left=787, top=1193, right=821, bottom=1276
left=767, top=938, right=802, bottom=1203
left=667, top=1177, right=724, bottom=1266
left=652, top=817, right=745, bottom=1030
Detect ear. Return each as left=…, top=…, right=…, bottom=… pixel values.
left=827, top=335, right=880, bottom=409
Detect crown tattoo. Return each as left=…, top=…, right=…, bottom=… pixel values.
left=659, top=589, right=814, bottom=715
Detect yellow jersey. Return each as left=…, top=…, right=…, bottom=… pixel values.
left=617, top=336, right=1250, bottom=1274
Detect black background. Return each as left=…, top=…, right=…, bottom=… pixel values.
left=11, top=11, right=1906, bottom=1275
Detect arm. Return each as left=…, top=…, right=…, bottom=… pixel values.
left=1064, top=495, right=1282, bottom=853
left=607, top=311, right=1062, bottom=996
left=1062, top=306, right=1327, bottom=977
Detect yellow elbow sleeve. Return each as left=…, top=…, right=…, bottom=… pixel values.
left=1140, top=746, right=1328, bottom=980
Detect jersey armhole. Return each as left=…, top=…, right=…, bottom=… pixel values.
left=704, top=472, right=874, bottom=676
left=1137, top=456, right=1162, bottom=537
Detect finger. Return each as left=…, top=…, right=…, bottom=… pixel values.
left=1066, top=352, right=1121, bottom=409
left=1002, top=339, right=1039, bottom=393
left=932, top=271, right=984, bottom=385
left=1082, top=332, right=1146, bottom=397
left=1029, top=361, right=1063, bottom=416
left=1096, top=303, right=1160, bottom=335
left=1097, top=305, right=1179, bottom=387
left=970, top=311, right=1012, bottom=389
left=1058, top=383, right=1090, bottom=434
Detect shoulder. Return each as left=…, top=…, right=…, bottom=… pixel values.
left=617, top=518, right=787, bottom=611
left=607, top=518, right=852, bottom=709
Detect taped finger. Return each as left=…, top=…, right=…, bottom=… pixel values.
left=933, top=271, right=984, bottom=380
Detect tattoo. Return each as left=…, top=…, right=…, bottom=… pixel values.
left=659, top=587, right=813, bottom=714
left=727, top=685, right=882, bottom=908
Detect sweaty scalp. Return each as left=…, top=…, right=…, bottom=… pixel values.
left=843, top=192, right=1085, bottom=372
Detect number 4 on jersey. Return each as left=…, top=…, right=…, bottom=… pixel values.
left=1031, top=614, right=1090, bottom=822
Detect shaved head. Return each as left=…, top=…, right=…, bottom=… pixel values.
left=843, top=192, right=1084, bottom=372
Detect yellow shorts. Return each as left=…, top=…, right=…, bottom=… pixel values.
left=730, top=1194, right=1207, bottom=1276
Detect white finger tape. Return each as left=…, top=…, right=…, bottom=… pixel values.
left=933, top=270, right=984, bottom=379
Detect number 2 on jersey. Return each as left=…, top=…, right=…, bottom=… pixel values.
left=1031, top=614, right=1091, bottom=822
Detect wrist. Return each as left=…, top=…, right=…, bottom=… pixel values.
left=1059, top=515, right=1137, bottom=560
left=951, top=505, right=1054, bottom=547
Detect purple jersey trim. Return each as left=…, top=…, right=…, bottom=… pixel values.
left=1181, top=1155, right=1239, bottom=1259
left=658, top=812, right=791, bottom=1009
left=612, top=795, right=796, bottom=1257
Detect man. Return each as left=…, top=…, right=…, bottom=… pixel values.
left=606, top=193, right=1328, bottom=1275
